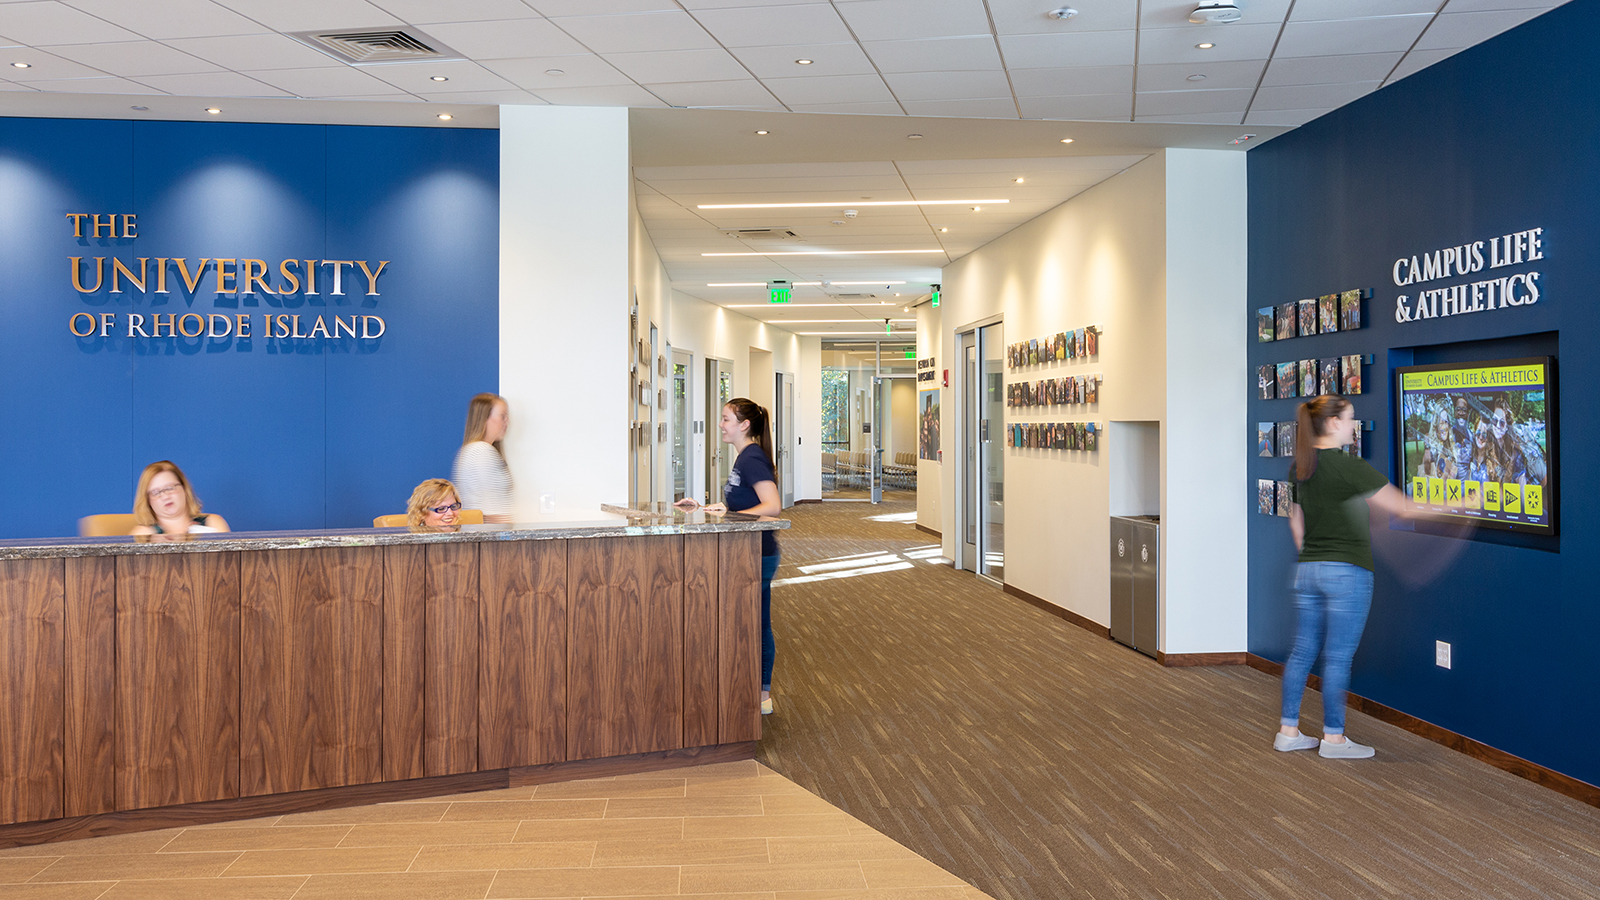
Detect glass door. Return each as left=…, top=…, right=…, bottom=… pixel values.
left=671, top=351, right=690, bottom=502
left=979, top=322, right=1005, bottom=582
left=961, top=332, right=978, bottom=570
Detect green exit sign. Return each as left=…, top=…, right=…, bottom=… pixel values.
left=905, top=350, right=915, bottom=358
left=769, top=289, right=790, bottom=303
left=930, top=287, right=941, bottom=308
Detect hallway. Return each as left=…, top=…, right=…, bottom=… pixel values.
left=757, top=501, right=1600, bottom=900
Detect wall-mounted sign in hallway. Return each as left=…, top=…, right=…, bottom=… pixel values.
left=1392, top=227, right=1544, bottom=323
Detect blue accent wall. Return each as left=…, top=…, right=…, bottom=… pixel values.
left=0, top=118, right=498, bottom=537
left=1247, top=2, right=1595, bottom=787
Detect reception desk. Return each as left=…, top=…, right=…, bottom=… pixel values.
left=0, top=509, right=785, bottom=845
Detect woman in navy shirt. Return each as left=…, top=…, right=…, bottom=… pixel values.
left=676, top=398, right=782, bottom=714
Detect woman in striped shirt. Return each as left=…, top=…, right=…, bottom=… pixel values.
left=452, top=392, right=514, bottom=523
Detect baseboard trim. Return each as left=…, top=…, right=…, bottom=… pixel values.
left=793, top=498, right=823, bottom=504
left=1246, top=653, right=1599, bottom=809
left=914, top=523, right=941, bottom=538
left=1156, top=651, right=1248, bottom=667
left=1002, top=583, right=1111, bottom=639
left=0, top=743, right=758, bottom=850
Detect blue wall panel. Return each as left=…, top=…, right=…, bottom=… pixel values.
left=0, top=117, right=498, bottom=537
left=1247, top=1, right=1595, bottom=785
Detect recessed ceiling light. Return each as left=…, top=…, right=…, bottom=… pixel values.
left=1048, top=7, right=1078, bottom=19
left=971, top=206, right=982, bottom=211
left=430, top=75, right=449, bottom=82
left=939, top=227, right=948, bottom=232
left=1013, top=177, right=1025, bottom=183
left=10, top=61, right=30, bottom=68
left=697, top=199, right=1007, bottom=209
left=1187, top=73, right=1207, bottom=81
left=755, top=129, right=769, bottom=135
left=1196, top=42, right=1215, bottom=49
left=544, top=68, right=565, bottom=76
left=1060, top=137, right=1074, bottom=143
left=795, top=58, right=813, bottom=65
left=204, top=107, right=221, bottom=114
left=701, top=250, right=945, bottom=257
left=437, top=113, right=452, bottom=120
left=907, top=133, right=923, bottom=139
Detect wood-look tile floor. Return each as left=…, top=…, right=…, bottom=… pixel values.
left=0, top=760, right=994, bottom=900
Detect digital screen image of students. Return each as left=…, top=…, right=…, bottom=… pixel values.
left=130, top=460, right=230, bottom=536
left=1402, top=388, right=1548, bottom=521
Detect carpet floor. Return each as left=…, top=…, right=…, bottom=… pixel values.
left=756, top=500, right=1600, bottom=900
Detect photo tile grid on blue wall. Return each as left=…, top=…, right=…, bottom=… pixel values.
left=1246, top=2, right=1590, bottom=786
left=0, top=117, right=498, bottom=537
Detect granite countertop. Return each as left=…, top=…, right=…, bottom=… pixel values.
left=0, top=506, right=788, bottom=560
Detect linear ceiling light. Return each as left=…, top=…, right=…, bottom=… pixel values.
left=702, top=250, right=944, bottom=257
left=795, top=331, right=906, bottom=335
left=763, top=319, right=915, bottom=323
left=698, top=199, right=1008, bottom=210
left=726, top=302, right=895, bottom=308
left=707, top=281, right=909, bottom=287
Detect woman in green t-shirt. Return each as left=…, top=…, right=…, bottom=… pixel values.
left=1275, top=395, right=1418, bottom=760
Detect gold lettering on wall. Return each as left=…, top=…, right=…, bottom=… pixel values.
left=70, top=257, right=105, bottom=293
left=214, top=259, right=237, bottom=294
left=278, top=259, right=301, bottom=295
left=110, top=258, right=147, bottom=294
left=66, top=214, right=88, bottom=238
left=175, top=258, right=210, bottom=294
left=154, top=258, right=170, bottom=294
left=240, top=259, right=276, bottom=295
left=302, top=259, right=318, bottom=295
left=355, top=260, right=389, bottom=296
left=69, top=313, right=96, bottom=337
left=91, top=214, right=117, bottom=239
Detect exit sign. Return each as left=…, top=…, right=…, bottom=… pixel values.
left=930, top=284, right=941, bottom=308
left=767, top=279, right=791, bottom=303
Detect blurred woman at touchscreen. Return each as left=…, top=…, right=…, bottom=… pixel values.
left=131, top=461, right=230, bottom=536
left=407, top=479, right=463, bottom=530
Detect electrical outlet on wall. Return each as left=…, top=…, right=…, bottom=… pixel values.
left=1436, top=640, right=1452, bottom=669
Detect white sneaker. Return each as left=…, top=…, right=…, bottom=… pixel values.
left=1319, top=737, right=1375, bottom=759
left=1274, top=732, right=1319, bottom=752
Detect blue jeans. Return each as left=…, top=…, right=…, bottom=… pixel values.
left=1281, top=561, right=1374, bottom=735
left=761, top=554, right=779, bottom=690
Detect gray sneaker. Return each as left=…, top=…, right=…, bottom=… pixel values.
left=1319, top=737, right=1375, bottom=759
left=1274, top=733, right=1319, bottom=752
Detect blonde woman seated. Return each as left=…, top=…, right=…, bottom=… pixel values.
left=131, top=461, right=230, bottom=536
left=407, top=478, right=463, bottom=530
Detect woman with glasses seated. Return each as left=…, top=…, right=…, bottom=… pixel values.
left=406, top=478, right=463, bottom=529
left=130, top=460, right=230, bottom=535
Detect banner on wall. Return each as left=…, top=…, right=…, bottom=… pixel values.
left=918, top=388, right=940, bottom=462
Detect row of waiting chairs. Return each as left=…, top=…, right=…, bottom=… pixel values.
left=78, top=509, right=485, bottom=536
left=820, top=450, right=918, bottom=492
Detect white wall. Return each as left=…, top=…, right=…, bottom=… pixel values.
left=934, top=149, right=1250, bottom=654
left=629, top=181, right=674, bottom=504
left=500, top=106, right=629, bottom=520
left=1162, top=149, right=1249, bottom=653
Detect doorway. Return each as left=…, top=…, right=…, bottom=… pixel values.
left=820, top=339, right=917, bottom=502
left=774, top=372, right=795, bottom=508
left=705, top=357, right=733, bottom=504
left=958, top=322, right=1004, bottom=582
left=671, top=350, right=691, bottom=502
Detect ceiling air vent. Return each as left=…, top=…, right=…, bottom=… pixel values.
left=829, top=293, right=877, bottom=299
left=719, top=227, right=801, bottom=241
left=289, top=27, right=463, bottom=65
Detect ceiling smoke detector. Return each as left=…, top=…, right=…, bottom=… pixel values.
left=1048, top=7, right=1078, bottom=19
left=289, top=27, right=462, bottom=65
left=1189, top=2, right=1242, bottom=24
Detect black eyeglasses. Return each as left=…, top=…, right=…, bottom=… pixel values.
left=428, top=502, right=462, bottom=514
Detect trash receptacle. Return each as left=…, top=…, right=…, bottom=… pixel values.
left=1110, top=515, right=1159, bottom=658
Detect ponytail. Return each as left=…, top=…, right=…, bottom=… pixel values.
left=725, top=397, right=775, bottom=480
left=1295, top=394, right=1351, bottom=481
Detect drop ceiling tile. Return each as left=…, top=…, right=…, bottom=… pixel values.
left=639, top=161, right=898, bottom=179
left=552, top=10, right=718, bottom=53
left=1135, top=23, right=1280, bottom=63
left=861, top=36, right=1003, bottom=73
left=244, top=65, right=409, bottom=97
left=165, top=33, right=348, bottom=70
left=1243, top=106, right=1330, bottom=126
left=1015, top=92, right=1129, bottom=119
left=1414, top=8, right=1547, bottom=50
left=1443, top=0, right=1563, bottom=10
left=531, top=82, right=667, bottom=106
left=650, top=175, right=905, bottom=193
left=882, top=70, right=1011, bottom=102
left=41, top=40, right=222, bottom=77
left=0, top=1, right=142, bottom=45
left=1274, top=16, right=1433, bottom=57
left=362, top=59, right=516, bottom=92
left=774, top=99, right=908, bottom=115
left=1260, top=52, right=1402, bottom=86
left=418, top=88, right=545, bottom=103
left=0, top=82, right=37, bottom=91
left=1251, top=80, right=1378, bottom=110
left=533, top=0, right=679, bottom=13
left=16, top=75, right=162, bottom=93
left=692, top=4, right=852, bottom=47
left=604, top=48, right=749, bottom=83
left=1138, top=0, right=1290, bottom=29
left=895, top=155, right=1144, bottom=174
left=762, top=73, right=894, bottom=105
left=988, top=0, right=1137, bottom=35
left=832, top=0, right=992, bottom=42
left=1135, top=87, right=1253, bottom=115
left=371, top=0, right=542, bottom=23
left=1134, top=112, right=1247, bottom=124
left=1293, top=0, right=1441, bottom=20
left=1386, top=47, right=1461, bottom=82
left=647, top=79, right=780, bottom=108
left=1008, top=65, right=1131, bottom=97
left=729, top=42, right=875, bottom=78
left=424, top=17, right=588, bottom=58
left=133, top=71, right=292, bottom=96
left=60, top=0, right=267, bottom=39
left=0, top=47, right=121, bottom=80
left=1136, top=59, right=1264, bottom=91
left=481, top=54, right=631, bottom=89
left=998, top=31, right=1136, bottom=69
left=900, top=97, right=1019, bottom=118
left=211, top=0, right=404, bottom=32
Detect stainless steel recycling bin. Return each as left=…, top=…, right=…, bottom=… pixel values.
left=1110, top=515, right=1159, bottom=658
